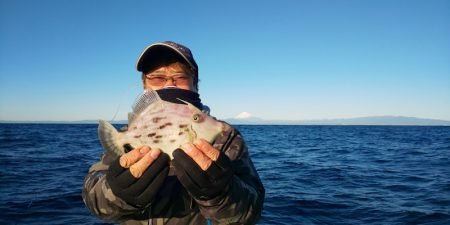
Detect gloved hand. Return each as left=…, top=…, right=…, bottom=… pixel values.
left=172, top=147, right=233, bottom=201
left=106, top=146, right=170, bottom=207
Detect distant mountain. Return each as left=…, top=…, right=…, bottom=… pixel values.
left=226, top=112, right=264, bottom=125
left=224, top=116, right=450, bottom=126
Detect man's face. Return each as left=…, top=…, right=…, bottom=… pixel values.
left=142, top=62, right=197, bottom=92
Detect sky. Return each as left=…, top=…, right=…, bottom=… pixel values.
left=1, top=0, right=449, bottom=121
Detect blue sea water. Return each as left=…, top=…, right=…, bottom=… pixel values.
left=0, top=124, right=449, bottom=225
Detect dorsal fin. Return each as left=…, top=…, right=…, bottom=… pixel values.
left=132, top=90, right=162, bottom=115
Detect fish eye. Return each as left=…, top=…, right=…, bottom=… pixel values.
left=192, top=114, right=202, bottom=122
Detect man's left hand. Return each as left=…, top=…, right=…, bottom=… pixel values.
left=172, top=139, right=233, bottom=200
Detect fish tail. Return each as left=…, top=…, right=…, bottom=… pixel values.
left=98, top=120, right=123, bottom=156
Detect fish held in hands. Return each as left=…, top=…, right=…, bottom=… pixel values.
left=98, top=89, right=224, bottom=160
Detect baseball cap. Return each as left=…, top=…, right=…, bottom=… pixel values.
left=136, top=41, right=198, bottom=74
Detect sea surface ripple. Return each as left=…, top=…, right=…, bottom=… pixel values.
left=0, top=124, right=449, bottom=225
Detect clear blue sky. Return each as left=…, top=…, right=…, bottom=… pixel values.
left=1, top=0, right=449, bottom=121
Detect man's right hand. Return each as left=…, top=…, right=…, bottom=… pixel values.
left=106, top=146, right=170, bottom=207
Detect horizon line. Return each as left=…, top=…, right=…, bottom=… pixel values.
left=1, top=115, right=450, bottom=126
left=1, top=115, right=450, bottom=123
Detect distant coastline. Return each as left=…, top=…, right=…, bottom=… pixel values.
left=225, top=116, right=450, bottom=126
left=1, top=116, right=450, bottom=126
left=0, top=120, right=127, bottom=125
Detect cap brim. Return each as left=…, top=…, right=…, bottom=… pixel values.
left=136, top=43, right=196, bottom=72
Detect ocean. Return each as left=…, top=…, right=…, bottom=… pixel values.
left=0, top=124, right=449, bottom=225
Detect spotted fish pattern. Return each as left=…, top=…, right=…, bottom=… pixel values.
left=98, top=90, right=224, bottom=159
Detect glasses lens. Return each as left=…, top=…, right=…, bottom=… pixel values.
left=147, top=76, right=167, bottom=86
left=172, top=75, right=191, bottom=85
left=145, top=74, right=192, bottom=86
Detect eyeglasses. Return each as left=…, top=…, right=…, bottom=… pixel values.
left=144, top=73, right=192, bottom=86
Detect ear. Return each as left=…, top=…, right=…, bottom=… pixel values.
left=142, top=74, right=148, bottom=89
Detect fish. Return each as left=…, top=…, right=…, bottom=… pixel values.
left=98, top=89, right=224, bottom=159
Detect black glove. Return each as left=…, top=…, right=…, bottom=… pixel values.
left=106, top=152, right=170, bottom=207
left=172, top=149, right=233, bottom=201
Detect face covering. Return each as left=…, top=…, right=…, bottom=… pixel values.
left=156, top=88, right=203, bottom=110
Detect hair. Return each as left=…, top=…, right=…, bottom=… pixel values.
left=141, top=51, right=198, bottom=90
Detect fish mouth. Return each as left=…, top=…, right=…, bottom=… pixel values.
left=212, top=120, right=225, bottom=132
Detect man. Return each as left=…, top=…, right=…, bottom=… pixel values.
left=82, top=41, right=265, bottom=225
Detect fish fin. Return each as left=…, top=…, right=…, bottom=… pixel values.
left=176, top=98, right=201, bottom=112
left=128, top=112, right=137, bottom=125
left=132, top=89, right=161, bottom=115
left=98, top=120, right=124, bottom=156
